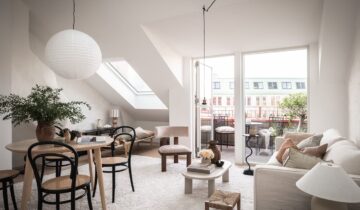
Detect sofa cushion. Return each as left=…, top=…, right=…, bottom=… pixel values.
left=283, top=147, right=323, bottom=170
left=284, top=132, right=314, bottom=144
left=276, top=138, right=295, bottom=164
left=266, top=152, right=282, bottom=166
left=281, top=144, right=328, bottom=163
left=320, top=128, right=345, bottom=147
left=323, top=140, right=360, bottom=175
left=296, top=134, right=323, bottom=149
left=302, top=144, right=328, bottom=158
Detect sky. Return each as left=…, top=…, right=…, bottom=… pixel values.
left=195, top=48, right=308, bottom=79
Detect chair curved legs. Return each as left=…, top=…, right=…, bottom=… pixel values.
left=129, top=163, right=134, bottom=192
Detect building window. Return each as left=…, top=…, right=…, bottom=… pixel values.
left=282, top=82, right=292, bottom=89
left=229, top=82, right=234, bottom=89
left=268, top=82, right=278, bottom=89
left=253, top=82, right=264, bottom=89
left=262, top=96, right=267, bottom=106
left=296, top=82, right=306, bottom=89
left=256, top=97, right=260, bottom=106
left=244, top=82, right=249, bottom=89
left=247, top=96, right=252, bottom=106
left=213, top=97, right=217, bottom=105
left=227, top=97, right=231, bottom=105
left=217, top=97, right=222, bottom=105
left=213, top=82, right=221, bottom=89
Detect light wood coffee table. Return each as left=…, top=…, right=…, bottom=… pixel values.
left=182, top=160, right=232, bottom=197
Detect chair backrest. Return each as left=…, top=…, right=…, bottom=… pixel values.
left=54, top=125, right=64, bottom=137
left=214, top=115, right=230, bottom=127
left=27, top=141, right=78, bottom=192
left=155, top=126, right=188, bottom=138
left=111, top=126, right=136, bottom=162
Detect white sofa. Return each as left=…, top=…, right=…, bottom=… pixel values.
left=254, top=129, right=360, bottom=210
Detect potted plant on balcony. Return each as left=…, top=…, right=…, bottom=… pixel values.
left=280, top=93, right=307, bottom=132
left=0, top=85, right=90, bottom=141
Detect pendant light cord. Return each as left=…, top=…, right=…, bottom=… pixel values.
left=73, top=0, right=76, bottom=29
left=202, top=0, right=217, bottom=104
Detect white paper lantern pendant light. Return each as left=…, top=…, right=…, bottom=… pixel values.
left=45, top=0, right=102, bottom=80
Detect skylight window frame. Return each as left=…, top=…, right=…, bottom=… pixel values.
left=105, top=62, right=154, bottom=95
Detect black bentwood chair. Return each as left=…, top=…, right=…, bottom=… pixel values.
left=27, top=141, right=92, bottom=210
left=93, top=126, right=136, bottom=203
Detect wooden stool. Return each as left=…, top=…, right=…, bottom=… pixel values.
left=0, top=170, right=19, bottom=210
left=205, top=190, right=240, bottom=210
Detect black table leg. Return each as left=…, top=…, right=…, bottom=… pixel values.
left=243, top=135, right=254, bottom=176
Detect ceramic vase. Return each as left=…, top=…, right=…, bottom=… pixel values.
left=208, top=140, right=221, bottom=164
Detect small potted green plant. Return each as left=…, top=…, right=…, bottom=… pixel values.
left=0, top=85, right=90, bottom=141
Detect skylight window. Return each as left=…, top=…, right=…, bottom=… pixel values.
left=105, top=61, right=153, bottom=95
left=96, top=60, right=167, bottom=110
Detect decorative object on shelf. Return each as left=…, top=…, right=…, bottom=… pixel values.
left=208, top=140, right=221, bottom=164
left=0, top=85, right=90, bottom=141
left=110, top=109, right=119, bottom=127
left=96, top=119, right=102, bottom=129
left=215, top=160, right=224, bottom=167
left=45, top=0, right=102, bottom=80
left=296, top=162, right=360, bottom=210
left=199, top=149, right=215, bottom=164
left=63, top=128, right=71, bottom=143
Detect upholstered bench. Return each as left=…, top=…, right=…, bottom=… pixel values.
left=158, top=144, right=191, bottom=172
left=205, top=190, right=241, bottom=210
left=156, top=126, right=192, bottom=172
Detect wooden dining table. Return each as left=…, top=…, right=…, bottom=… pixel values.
left=5, top=136, right=112, bottom=210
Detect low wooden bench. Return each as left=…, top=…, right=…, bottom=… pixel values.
left=205, top=190, right=240, bottom=210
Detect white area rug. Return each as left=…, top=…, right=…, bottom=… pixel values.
left=3, top=155, right=254, bottom=210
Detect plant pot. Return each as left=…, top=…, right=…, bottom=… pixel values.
left=208, top=140, right=221, bottom=164
left=36, top=122, right=55, bottom=142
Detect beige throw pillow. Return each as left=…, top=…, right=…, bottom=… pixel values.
left=302, top=144, right=328, bottom=158
left=284, top=132, right=314, bottom=144
left=297, top=134, right=323, bottom=149
left=283, top=147, right=323, bottom=169
left=276, top=138, right=295, bottom=164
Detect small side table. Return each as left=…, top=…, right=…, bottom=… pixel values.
left=205, top=190, right=240, bottom=210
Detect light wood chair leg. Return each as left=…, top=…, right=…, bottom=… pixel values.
left=161, top=155, right=166, bottom=172
left=237, top=197, right=241, bottom=210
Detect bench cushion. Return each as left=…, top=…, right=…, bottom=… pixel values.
left=158, top=145, right=191, bottom=154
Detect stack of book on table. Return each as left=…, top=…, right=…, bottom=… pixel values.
left=187, top=162, right=215, bottom=174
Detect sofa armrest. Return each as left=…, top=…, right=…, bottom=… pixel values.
left=254, top=165, right=311, bottom=210
left=254, top=165, right=360, bottom=210
left=274, top=136, right=285, bottom=151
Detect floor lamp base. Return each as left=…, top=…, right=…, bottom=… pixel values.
left=243, top=169, right=254, bottom=176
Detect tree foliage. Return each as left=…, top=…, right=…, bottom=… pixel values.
left=0, top=85, right=91, bottom=126
left=279, top=93, right=307, bottom=120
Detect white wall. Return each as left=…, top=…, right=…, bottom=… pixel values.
left=0, top=0, right=14, bottom=170
left=5, top=0, right=120, bottom=168
left=310, top=0, right=358, bottom=136
left=349, top=5, right=360, bottom=146
left=169, top=57, right=192, bottom=149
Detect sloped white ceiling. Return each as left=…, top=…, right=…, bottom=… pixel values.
left=23, top=0, right=323, bottom=122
